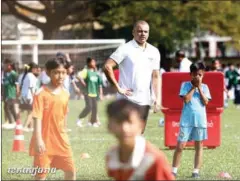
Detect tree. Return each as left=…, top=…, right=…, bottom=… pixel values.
left=3, top=0, right=96, bottom=39
left=95, top=1, right=240, bottom=51
left=4, top=0, right=240, bottom=51
left=3, top=0, right=132, bottom=39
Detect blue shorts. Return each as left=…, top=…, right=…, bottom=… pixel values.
left=178, top=127, right=208, bottom=142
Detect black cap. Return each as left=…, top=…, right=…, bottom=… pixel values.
left=56, top=52, right=65, bottom=57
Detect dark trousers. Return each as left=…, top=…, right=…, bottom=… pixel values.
left=138, top=105, right=150, bottom=134
left=79, top=94, right=97, bottom=124
left=4, top=99, right=18, bottom=124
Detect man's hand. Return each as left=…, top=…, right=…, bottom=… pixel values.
left=117, top=87, right=133, bottom=96
left=153, top=100, right=161, bottom=113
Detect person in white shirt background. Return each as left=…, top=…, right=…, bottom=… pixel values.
left=176, top=50, right=192, bottom=72
left=104, top=20, right=161, bottom=133
left=17, top=62, right=39, bottom=132
left=159, top=50, right=191, bottom=127
left=38, top=67, right=51, bottom=85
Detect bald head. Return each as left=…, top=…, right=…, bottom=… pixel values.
left=133, top=20, right=149, bottom=30
left=132, top=20, right=149, bottom=47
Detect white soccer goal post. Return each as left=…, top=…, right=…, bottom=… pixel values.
left=1, top=39, right=125, bottom=69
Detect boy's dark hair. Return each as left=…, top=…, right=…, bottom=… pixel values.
left=211, top=59, right=218, bottom=64
left=175, top=50, right=185, bottom=58
left=107, top=99, right=142, bottom=122
left=45, top=57, right=68, bottom=71
left=86, top=57, right=93, bottom=65
left=190, top=62, right=206, bottom=73
left=3, top=58, right=16, bottom=70
left=4, top=58, right=12, bottom=64
left=28, top=62, right=39, bottom=70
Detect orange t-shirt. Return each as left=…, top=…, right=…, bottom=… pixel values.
left=29, top=86, right=72, bottom=157
left=106, top=136, right=175, bottom=180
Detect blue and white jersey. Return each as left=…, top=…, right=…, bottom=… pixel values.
left=179, top=81, right=211, bottom=128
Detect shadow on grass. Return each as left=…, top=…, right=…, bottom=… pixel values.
left=162, top=147, right=216, bottom=151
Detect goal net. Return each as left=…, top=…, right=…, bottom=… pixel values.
left=1, top=39, right=125, bottom=70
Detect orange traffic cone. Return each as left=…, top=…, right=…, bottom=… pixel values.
left=12, top=119, right=25, bottom=152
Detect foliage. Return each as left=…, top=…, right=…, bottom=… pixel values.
left=4, top=0, right=240, bottom=50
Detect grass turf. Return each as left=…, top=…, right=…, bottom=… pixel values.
left=1, top=100, right=240, bottom=180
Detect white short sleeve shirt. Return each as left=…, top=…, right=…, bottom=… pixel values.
left=179, top=58, right=192, bottom=72
left=17, top=73, right=24, bottom=85
left=21, top=72, right=38, bottom=101
left=110, top=39, right=160, bottom=105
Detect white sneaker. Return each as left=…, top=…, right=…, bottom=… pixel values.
left=2, top=123, right=10, bottom=129
left=23, top=127, right=30, bottom=132
left=93, top=123, right=99, bottom=128
left=87, top=122, right=93, bottom=127
left=29, top=128, right=34, bottom=132
left=96, top=121, right=101, bottom=126
left=77, top=120, right=83, bottom=127
left=5, top=123, right=16, bottom=130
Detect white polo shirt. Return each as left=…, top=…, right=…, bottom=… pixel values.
left=110, top=39, right=160, bottom=105
left=179, top=57, right=192, bottom=72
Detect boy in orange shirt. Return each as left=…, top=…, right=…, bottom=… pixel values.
left=105, top=99, right=174, bottom=180
left=29, top=57, right=76, bottom=180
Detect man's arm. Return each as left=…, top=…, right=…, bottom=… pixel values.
left=152, top=70, right=161, bottom=107
left=104, top=59, right=132, bottom=96
left=103, top=59, right=119, bottom=90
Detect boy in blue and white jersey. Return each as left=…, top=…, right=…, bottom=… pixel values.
left=172, top=62, right=211, bottom=178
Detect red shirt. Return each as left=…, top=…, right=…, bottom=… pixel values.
left=106, top=136, right=175, bottom=180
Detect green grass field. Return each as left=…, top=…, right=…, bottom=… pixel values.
left=2, top=100, right=240, bottom=180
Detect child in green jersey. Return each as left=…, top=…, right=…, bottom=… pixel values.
left=76, top=57, right=103, bottom=127
left=2, top=58, right=19, bottom=129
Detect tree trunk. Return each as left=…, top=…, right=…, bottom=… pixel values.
left=42, top=30, right=53, bottom=40
left=41, top=27, right=55, bottom=40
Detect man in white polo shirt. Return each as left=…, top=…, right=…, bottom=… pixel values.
left=176, top=50, right=192, bottom=72
left=104, top=20, right=161, bottom=133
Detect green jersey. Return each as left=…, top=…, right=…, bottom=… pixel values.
left=3, top=70, right=18, bottom=100
left=225, top=69, right=239, bottom=86
left=80, top=69, right=102, bottom=97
